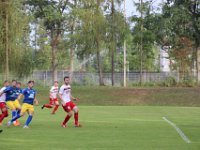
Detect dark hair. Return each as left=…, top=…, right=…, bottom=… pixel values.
left=4, top=80, right=9, bottom=84
left=28, top=80, right=34, bottom=84
left=12, top=79, right=17, bottom=82
left=17, top=82, right=21, bottom=85
left=64, top=76, right=69, bottom=81
left=54, top=81, right=58, bottom=83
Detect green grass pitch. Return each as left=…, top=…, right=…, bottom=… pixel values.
left=1, top=106, right=200, bottom=150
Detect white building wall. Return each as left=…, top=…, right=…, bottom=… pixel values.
left=160, top=46, right=170, bottom=72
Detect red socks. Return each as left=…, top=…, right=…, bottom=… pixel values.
left=52, top=105, right=59, bottom=114
left=62, top=113, right=79, bottom=126
left=63, top=115, right=71, bottom=125
left=44, top=104, right=53, bottom=108
left=74, top=112, right=79, bottom=126
left=0, top=111, right=8, bottom=122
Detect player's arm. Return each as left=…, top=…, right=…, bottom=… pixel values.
left=0, top=87, right=10, bottom=96
left=49, top=87, right=53, bottom=97
left=71, top=95, right=79, bottom=101
left=17, top=93, right=23, bottom=100
left=34, top=98, right=39, bottom=105
left=58, top=93, right=65, bottom=105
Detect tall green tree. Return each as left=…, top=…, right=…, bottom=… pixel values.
left=159, top=0, right=198, bottom=79
left=26, top=0, right=69, bottom=82
left=75, top=0, right=107, bottom=85
left=131, top=1, right=157, bottom=83
left=0, top=0, right=33, bottom=78
left=105, top=0, right=127, bottom=86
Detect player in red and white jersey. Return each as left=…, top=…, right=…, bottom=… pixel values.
left=59, top=76, right=81, bottom=128
left=0, top=80, right=9, bottom=125
left=41, top=81, right=59, bottom=114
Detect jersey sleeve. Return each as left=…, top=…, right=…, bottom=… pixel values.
left=3, top=86, right=11, bottom=93
left=22, top=88, right=27, bottom=95
left=50, top=86, right=54, bottom=93
left=0, top=87, right=6, bottom=93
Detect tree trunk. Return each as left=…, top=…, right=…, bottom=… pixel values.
left=139, top=0, right=143, bottom=85
left=69, top=0, right=77, bottom=80
left=51, top=29, right=60, bottom=82
left=111, top=0, right=115, bottom=86
left=69, top=47, right=74, bottom=80
left=1, top=0, right=9, bottom=79
left=197, top=46, right=200, bottom=82
left=96, top=40, right=104, bottom=86
left=96, top=0, right=104, bottom=86
left=111, top=46, right=115, bottom=86
left=5, top=1, right=9, bottom=79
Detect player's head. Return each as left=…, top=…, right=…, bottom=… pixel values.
left=54, top=81, right=58, bottom=87
left=16, top=82, right=21, bottom=88
left=3, top=80, right=10, bottom=87
left=28, top=80, right=34, bottom=88
left=64, top=76, right=70, bottom=85
left=12, top=80, right=17, bottom=87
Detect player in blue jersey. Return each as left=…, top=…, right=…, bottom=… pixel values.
left=7, top=80, right=39, bottom=128
left=0, top=80, right=21, bottom=126
left=16, top=82, right=22, bottom=97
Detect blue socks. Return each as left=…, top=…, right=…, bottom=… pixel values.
left=17, top=110, right=21, bottom=115
left=11, top=114, right=21, bottom=122
left=12, top=111, right=16, bottom=119
left=25, top=115, right=33, bottom=126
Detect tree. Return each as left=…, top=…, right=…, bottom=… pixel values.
left=26, top=0, right=69, bottom=82
left=75, top=0, right=107, bottom=85
left=159, top=0, right=198, bottom=80
left=0, top=0, right=33, bottom=78
left=105, top=0, right=127, bottom=86
left=131, top=1, right=157, bottom=84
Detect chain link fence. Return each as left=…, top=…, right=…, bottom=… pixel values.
left=0, top=71, right=196, bottom=86
left=31, top=71, right=197, bottom=86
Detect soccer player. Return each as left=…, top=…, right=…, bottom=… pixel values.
left=0, top=80, right=21, bottom=126
left=14, top=82, right=22, bottom=125
left=41, top=81, right=59, bottom=114
left=59, top=76, right=81, bottom=128
left=16, top=82, right=22, bottom=98
left=7, top=80, right=38, bottom=129
left=0, top=80, right=9, bottom=125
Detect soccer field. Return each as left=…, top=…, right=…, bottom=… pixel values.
left=1, top=106, right=200, bottom=150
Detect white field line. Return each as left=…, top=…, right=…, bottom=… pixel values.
left=162, top=117, right=191, bottom=144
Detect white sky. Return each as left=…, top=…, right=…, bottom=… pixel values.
left=125, top=0, right=165, bottom=17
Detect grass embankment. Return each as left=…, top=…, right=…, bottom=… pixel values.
left=37, top=86, right=200, bottom=106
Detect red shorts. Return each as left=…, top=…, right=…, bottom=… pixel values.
left=49, top=98, right=58, bottom=105
left=0, top=102, right=6, bottom=109
left=62, top=101, right=76, bottom=112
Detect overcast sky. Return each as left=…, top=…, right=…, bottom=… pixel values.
left=125, top=0, right=165, bottom=17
